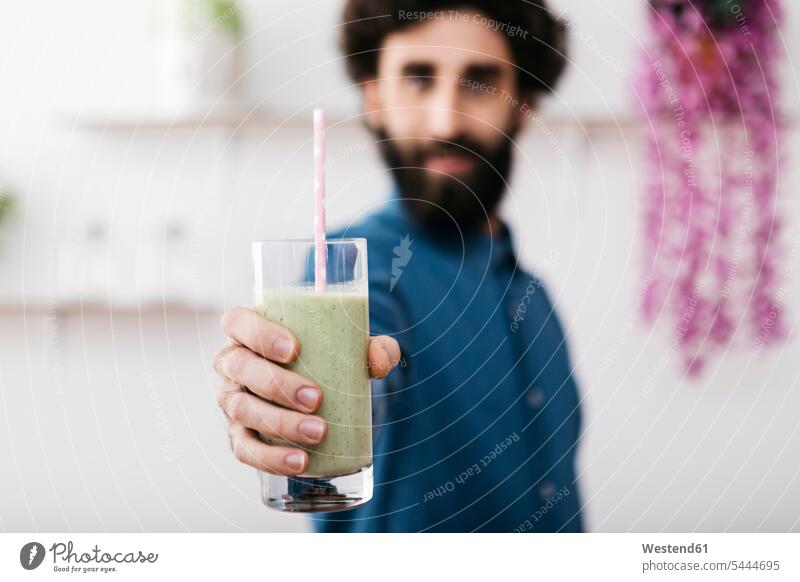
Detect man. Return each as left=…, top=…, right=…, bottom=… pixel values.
left=213, top=0, right=584, bottom=532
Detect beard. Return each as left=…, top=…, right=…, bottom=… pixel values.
left=373, top=124, right=518, bottom=240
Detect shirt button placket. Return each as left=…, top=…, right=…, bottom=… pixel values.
left=527, top=386, right=545, bottom=409
left=538, top=480, right=556, bottom=500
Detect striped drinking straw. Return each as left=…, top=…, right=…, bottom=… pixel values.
left=313, top=108, right=327, bottom=292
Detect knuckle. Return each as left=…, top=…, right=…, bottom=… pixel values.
left=219, top=309, right=233, bottom=335
left=216, top=382, right=239, bottom=413
left=215, top=386, right=227, bottom=410
left=264, top=366, right=288, bottom=401
left=233, top=439, right=260, bottom=468
left=226, top=392, right=250, bottom=423
left=234, top=440, right=271, bottom=472
left=213, top=344, right=238, bottom=378
left=231, top=439, right=249, bottom=464
left=220, top=308, right=239, bottom=336
left=224, top=346, right=249, bottom=381
left=212, top=345, right=227, bottom=376
left=272, top=410, right=293, bottom=439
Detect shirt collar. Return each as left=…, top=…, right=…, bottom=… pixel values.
left=383, top=186, right=517, bottom=272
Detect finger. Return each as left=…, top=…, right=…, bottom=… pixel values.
left=368, top=335, right=401, bottom=379
left=219, top=383, right=327, bottom=445
left=214, top=346, right=323, bottom=413
left=228, top=422, right=308, bottom=475
left=220, top=307, right=299, bottom=364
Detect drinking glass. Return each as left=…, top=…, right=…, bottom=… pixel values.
left=252, top=238, right=372, bottom=512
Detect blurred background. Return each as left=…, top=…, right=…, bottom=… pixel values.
left=0, top=0, right=798, bottom=532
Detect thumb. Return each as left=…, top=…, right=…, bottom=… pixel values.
left=368, top=335, right=401, bottom=379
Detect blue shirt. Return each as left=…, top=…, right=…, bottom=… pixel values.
left=311, top=193, right=584, bottom=532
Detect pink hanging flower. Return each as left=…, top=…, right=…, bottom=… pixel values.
left=635, top=0, right=788, bottom=377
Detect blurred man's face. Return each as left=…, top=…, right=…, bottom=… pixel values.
left=362, top=11, right=528, bottom=237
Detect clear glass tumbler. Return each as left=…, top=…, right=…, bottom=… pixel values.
left=252, top=238, right=373, bottom=512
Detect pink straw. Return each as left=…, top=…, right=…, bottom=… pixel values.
left=313, top=108, right=327, bottom=292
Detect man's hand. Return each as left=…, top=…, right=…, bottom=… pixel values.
left=213, top=307, right=401, bottom=476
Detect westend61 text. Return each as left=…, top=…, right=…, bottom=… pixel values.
left=642, top=543, right=708, bottom=554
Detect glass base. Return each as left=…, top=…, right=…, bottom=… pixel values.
left=260, top=465, right=373, bottom=513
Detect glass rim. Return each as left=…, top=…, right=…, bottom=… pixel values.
left=252, top=237, right=366, bottom=244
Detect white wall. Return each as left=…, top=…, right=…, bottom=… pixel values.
left=0, top=0, right=799, bottom=532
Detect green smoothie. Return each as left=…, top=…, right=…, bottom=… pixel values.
left=255, top=288, right=372, bottom=477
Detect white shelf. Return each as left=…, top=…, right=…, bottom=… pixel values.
left=0, top=301, right=220, bottom=316
left=52, top=105, right=800, bottom=138
left=59, top=105, right=645, bottom=132
left=59, top=104, right=278, bottom=131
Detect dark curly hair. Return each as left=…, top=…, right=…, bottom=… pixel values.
left=340, top=0, right=568, bottom=95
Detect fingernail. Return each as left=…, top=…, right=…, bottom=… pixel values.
left=285, top=453, right=306, bottom=471
left=299, top=419, right=325, bottom=441
left=296, top=387, right=321, bottom=410
left=274, top=337, right=293, bottom=360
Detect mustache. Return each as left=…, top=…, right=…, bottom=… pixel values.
left=375, top=134, right=492, bottom=167
left=408, top=137, right=491, bottom=163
